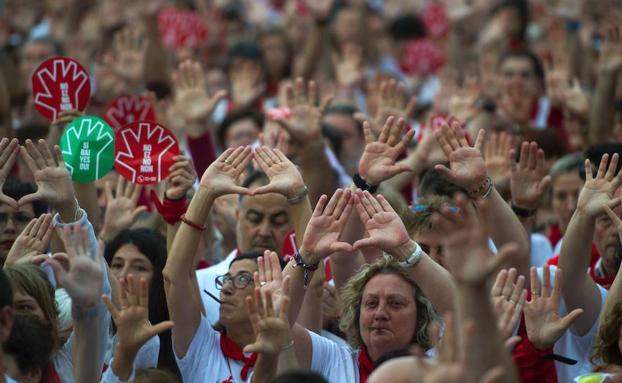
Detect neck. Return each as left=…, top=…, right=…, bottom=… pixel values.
left=225, top=322, right=255, bottom=349
left=602, top=255, right=621, bottom=278
left=365, top=344, right=387, bottom=363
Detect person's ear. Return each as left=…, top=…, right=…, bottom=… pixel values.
left=0, top=306, right=14, bottom=343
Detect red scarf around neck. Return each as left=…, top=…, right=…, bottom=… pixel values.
left=219, top=332, right=258, bottom=381
left=358, top=346, right=375, bottom=383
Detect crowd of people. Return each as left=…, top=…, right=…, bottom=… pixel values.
left=1, top=0, right=622, bottom=382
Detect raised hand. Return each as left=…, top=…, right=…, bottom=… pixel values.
left=50, top=226, right=103, bottom=312
left=432, top=194, right=516, bottom=286
left=561, top=78, right=589, bottom=118
left=108, top=27, right=146, bottom=85
left=433, top=122, right=487, bottom=192
left=490, top=268, right=527, bottom=342
left=333, top=44, right=364, bottom=90
left=244, top=285, right=291, bottom=355
left=200, top=146, right=254, bottom=197
left=352, top=190, right=411, bottom=253
left=484, top=132, right=512, bottom=187
left=373, top=80, right=417, bottom=136
left=19, top=139, right=76, bottom=214
left=252, top=146, right=306, bottom=198
left=5, top=213, right=53, bottom=267
left=230, top=62, right=266, bottom=108
left=300, top=189, right=354, bottom=264
left=103, top=274, right=174, bottom=354
left=0, top=138, right=19, bottom=209
left=523, top=265, right=584, bottom=350
left=510, top=142, right=552, bottom=211
left=165, top=155, right=196, bottom=200
left=307, top=0, right=334, bottom=21
left=358, top=117, right=415, bottom=186
left=172, top=60, right=227, bottom=125
left=254, top=251, right=286, bottom=307
left=100, top=178, right=147, bottom=243
left=274, top=78, right=332, bottom=143
left=577, top=153, right=622, bottom=217
left=599, top=25, right=622, bottom=73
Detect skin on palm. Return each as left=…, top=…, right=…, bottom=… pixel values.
left=110, top=244, right=154, bottom=284
left=219, top=259, right=258, bottom=327
left=359, top=274, right=417, bottom=361
left=235, top=186, right=290, bottom=253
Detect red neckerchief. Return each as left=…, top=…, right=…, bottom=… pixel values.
left=358, top=346, right=374, bottom=383
left=589, top=265, right=615, bottom=290
left=219, top=332, right=258, bottom=381
left=548, top=223, right=563, bottom=247
left=44, top=363, right=61, bottom=383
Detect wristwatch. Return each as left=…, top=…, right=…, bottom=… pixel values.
left=399, top=243, right=423, bottom=268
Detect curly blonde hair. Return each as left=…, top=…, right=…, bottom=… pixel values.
left=338, top=255, right=439, bottom=351
left=593, top=301, right=622, bottom=366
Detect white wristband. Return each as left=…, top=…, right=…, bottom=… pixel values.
left=399, top=243, right=423, bottom=268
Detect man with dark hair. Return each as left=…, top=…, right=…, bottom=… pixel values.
left=0, top=269, right=16, bottom=383
left=216, top=108, right=264, bottom=149
left=322, top=104, right=365, bottom=175
left=197, top=170, right=292, bottom=325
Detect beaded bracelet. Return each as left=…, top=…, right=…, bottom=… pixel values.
left=181, top=214, right=207, bottom=231
left=468, top=176, right=493, bottom=200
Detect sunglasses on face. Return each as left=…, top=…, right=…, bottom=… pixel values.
left=215, top=272, right=254, bottom=290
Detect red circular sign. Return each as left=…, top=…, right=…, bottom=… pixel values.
left=158, top=7, right=208, bottom=50
left=31, top=56, right=91, bottom=121
left=104, top=94, right=156, bottom=131
left=114, top=121, right=181, bottom=185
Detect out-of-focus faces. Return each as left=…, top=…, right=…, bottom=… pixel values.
left=109, top=243, right=155, bottom=284
left=551, top=171, right=583, bottom=234
left=260, top=33, right=289, bottom=80
left=19, top=41, right=56, bottom=89
left=333, top=7, right=360, bottom=46
left=323, top=113, right=364, bottom=175
left=0, top=203, right=35, bottom=263
left=95, top=171, right=119, bottom=216
left=500, top=56, right=539, bottom=98
left=225, top=118, right=261, bottom=149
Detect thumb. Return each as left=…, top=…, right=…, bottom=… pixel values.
left=46, top=258, right=68, bottom=286
left=131, top=206, right=148, bottom=221
left=352, top=238, right=379, bottom=251
left=229, top=186, right=254, bottom=196
left=559, top=308, right=584, bottom=330
left=18, top=192, right=42, bottom=207
left=150, top=320, right=175, bottom=336
left=252, top=184, right=279, bottom=196
left=538, top=175, right=552, bottom=194
left=243, top=343, right=262, bottom=353
left=330, top=242, right=353, bottom=253
left=433, top=164, right=456, bottom=183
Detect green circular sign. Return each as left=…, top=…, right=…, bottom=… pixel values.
left=60, top=116, right=115, bottom=183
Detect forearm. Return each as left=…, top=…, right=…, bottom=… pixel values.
left=251, top=353, right=279, bottom=383
left=299, top=141, right=338, bottom=205
left=110, top=348, right=138, bottom=381
left=288, top=195, right=313, bottom=251
left=277, top=345, right=299, bottom=374
left=457, top=285, right=520, bottom=383
left=559, top=209, right=602, bottom=334
left=163, top=187, right=214, bottom=354
left=602, top=262, right=622, bottom=323
left=484, top=189, right=530, bottom=278
left=283, top=261, right=309, bottom=328
left=589, top=70, right=617, bottom=144
left=297, top=263, right=324, bottom=334
left=390, top=240, right=455, bottom=314
left=142, top=13, right=170, bottom=87
left=72, top=312, right=101, bottom=383
left=73, top=182, right=102, bottom=233
left=293, top=24, right=325, bottom=79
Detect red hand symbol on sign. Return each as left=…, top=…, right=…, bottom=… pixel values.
left=32, top=57, right=91, bottom=121
left=104, top=95, right=156, bottom=131
left=115, top=121, right=180, bottom=184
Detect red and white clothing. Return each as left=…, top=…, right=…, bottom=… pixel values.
left=174, top=315, right=256, bottom=383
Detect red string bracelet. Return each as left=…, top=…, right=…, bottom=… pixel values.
left=181, top=214, right=207, bottom=231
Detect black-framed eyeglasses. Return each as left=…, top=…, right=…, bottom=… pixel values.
left=215, top=272, right=254, bottom=290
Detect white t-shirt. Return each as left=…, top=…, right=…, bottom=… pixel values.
left=309, top=330, right=359, bottom=382
left=3, top=375, right=17, bottom=383
left=174, top=315, right=254, bottom=383
left=196, top=250, right=237, bottom=325
left=530, top=233, right=555, bottom=267
left=535, top=266, right=608, bottom=383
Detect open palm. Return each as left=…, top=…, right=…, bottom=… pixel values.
left=352, top=191, right=410, bottom=251
left=253, top=147, right=305, bottom=198
left=577, top=154, right=622, bottom=217
left=200, top=146, right=254, bottom=197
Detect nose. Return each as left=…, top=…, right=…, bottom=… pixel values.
left=118, top=265, right=131, bottom=279
left=564, top=195, right=578, bottom=214
left=220, top=278, right=235, bottom=295
left=373, top=302, right=389, bottom=321
left=4, top=217, right=16, bottom=233
left=257, top=219, right=272, bottom=237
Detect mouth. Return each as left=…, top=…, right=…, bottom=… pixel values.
left=0, top=240, right=14, bottom=249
